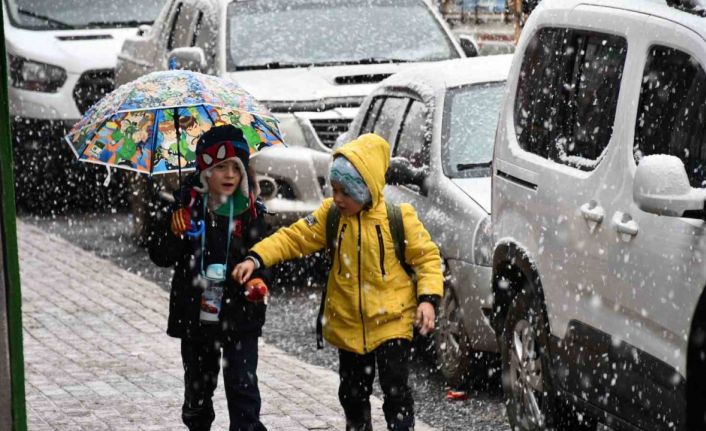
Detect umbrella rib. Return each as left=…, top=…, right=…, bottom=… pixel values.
left=202, top=104, right=216, bottom=125
left=149, top=109, right=160, bottom=176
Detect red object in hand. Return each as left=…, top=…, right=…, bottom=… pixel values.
left=446, top=390, right=468, bottom=401
left=244, top=278, right=269, bottom=303
left=171, top=208, right=191, bottom=237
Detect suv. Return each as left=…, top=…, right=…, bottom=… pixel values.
left=116, top=0, right=470, bottom=233
left=5, top=0, right=165, bottom=211
left=491, top=1, right=706, bottom=430
left=339, top=55, right=511, bottom=386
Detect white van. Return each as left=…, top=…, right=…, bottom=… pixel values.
left=5, top=0, right=165, bottom=211
left=491, top=1, right=706, bottom=430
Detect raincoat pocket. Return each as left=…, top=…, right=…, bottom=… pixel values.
left=364, top=282, right=403, bottom=325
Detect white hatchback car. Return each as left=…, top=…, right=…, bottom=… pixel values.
left=491, top=1, right=706, bottom=430
left=339, top=55, right=512, bottom=386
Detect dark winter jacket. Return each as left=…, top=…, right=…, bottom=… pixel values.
left=148, top=183, right=270, bottom=341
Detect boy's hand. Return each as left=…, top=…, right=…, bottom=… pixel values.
left=171, top=208, right=191, bottom=237
left=232, top=260, right=256, bottom=284
left=415, top=302, right=436, bottom=336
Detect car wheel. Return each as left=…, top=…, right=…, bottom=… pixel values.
left=435, top=283, right=472, bottom=387
left=500, top=281, right=556, bottom=430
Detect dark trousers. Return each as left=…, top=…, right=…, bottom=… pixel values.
left=180, top=336, right=266, bottom=431
left=338, top=339, right=414, bottom=431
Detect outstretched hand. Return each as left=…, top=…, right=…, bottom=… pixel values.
left=232, top=259, right=256, bottom=284
left=415, top=302, right=436, bottom=336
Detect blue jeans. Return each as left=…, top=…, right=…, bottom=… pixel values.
left=181, top=336, right=266, bottom=431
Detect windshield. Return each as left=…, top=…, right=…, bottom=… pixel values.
left=226, top=0, right=459, bottom=71
left=4, top=0, right=165, bottom=30
left=442, top=82, right=505, bottom=179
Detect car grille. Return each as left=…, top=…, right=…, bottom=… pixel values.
left=310, top=118, right=352, bottom=149
left=73, top=69, right=115, bottom=115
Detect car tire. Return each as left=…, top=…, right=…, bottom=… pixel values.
left=499, top=279, right=559, bottom=431
left=435, top=283, right=473, bottom=388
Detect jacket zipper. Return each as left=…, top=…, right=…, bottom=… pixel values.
left=375, top=225, right=385, bottom=276
left=337, top=224, right=348, bottom=275
left=357, top=213, right=367, bottom=352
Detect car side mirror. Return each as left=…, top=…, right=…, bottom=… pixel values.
left=458, top=35, right=479, bottom=58
left=387, top=157, right=428, bottom=193
left=136, top=24, right=152, bottom=37
left=633, top=154, right=706, bottom=219
left=168, top=47, right=207, bottom=73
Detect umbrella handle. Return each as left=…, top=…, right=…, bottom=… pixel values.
left=185, top=220, right=205, bottom=238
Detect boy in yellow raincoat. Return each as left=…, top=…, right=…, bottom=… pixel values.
left=232, top=133, right=443, bottom=431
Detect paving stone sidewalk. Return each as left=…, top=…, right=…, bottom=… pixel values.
left=17, top=221, right=437, bottom=431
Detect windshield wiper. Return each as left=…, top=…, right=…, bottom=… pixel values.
left=235, top=62, right=316, bottom=71
left=234, top=57, right=411, bottom=71
left=457, top=162, right=491, bottom=171
left=84, top=19, right=154, bottom=28
left=353, top=57, right=411, bottom=65
left=18, top=8, right=74, bottom=29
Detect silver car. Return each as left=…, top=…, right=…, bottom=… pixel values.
left=338, top=55, right=512, bottom=386
left=115, top=0, right=468, bottom=236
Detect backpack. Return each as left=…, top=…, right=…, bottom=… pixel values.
left=316, top=200, right=412, bottom=349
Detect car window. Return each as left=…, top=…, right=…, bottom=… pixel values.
left=226, top=0, right=459, bottom=71
left=395, top=100, right=429, bottom=169
left=193, top=11, right=217, bottom=64
left=634, top=46, right=706, bottom=188
left=514, top=28, right=627, bottom=171
left=372, top=97, right=407, bottom=145
left=442, top=82, right=505, bottom=178
left=3, top=0, right=165, bottom=30
left=168, top=3, right=197, bottom=51
left=361, top=97, right=385, bottom=135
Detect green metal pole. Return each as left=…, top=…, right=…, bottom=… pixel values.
left=0, top=3, right=28, bottom=430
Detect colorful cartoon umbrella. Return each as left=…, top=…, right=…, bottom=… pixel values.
left=64, top=70, right=285, bottom=179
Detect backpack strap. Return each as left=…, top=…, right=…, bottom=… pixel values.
left=385, top=200, right=414, bottom=277
left=317, top=203, right=340, bottom=349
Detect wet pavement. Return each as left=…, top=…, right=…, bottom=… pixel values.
left=19, top=220, right=439, bottom=430
left=25, top=211, right=511, bottom=431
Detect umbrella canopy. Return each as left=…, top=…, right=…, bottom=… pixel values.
left=64, top=70, right=284, bottom=175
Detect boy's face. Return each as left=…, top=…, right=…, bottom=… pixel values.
left=332, top=182, right=364, bottom=217
left=207, top=159, right=242, bottom=198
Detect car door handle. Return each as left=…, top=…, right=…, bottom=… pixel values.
left=580, top=202, right=605, bottom=223
left=613, top=212, right=639, bottom=237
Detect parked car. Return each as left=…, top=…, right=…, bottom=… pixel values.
left=338, top=54, right=512, bottom=386
left=491, top=1, right=706, bottom=430
left=115, top=0, right=474, bottom=235
left=5, top=0, right=166, bottom=211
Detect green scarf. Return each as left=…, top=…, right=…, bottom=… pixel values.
left=212, top=189, right=249, bottom=216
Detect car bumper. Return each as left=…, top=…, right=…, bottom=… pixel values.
left=9, top=73, right=83, bottom=121
left=251, top=146, right=331, bottom=229
left=446, top=259, right=498, bottom=352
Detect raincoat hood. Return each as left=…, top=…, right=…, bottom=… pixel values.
left=332, top=133, right=390, bottom=208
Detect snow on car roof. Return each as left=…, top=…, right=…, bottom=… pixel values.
left=539, top=0, right=706, bottom=34
left=376, top=55, right=512, bottom=103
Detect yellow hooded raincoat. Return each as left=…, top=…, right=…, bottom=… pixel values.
left=251, top=134, right=443, bottom=354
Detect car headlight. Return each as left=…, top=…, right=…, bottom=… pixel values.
left=473, top=215, right=493, bottom=267
left=9, top=54, right=67, bottom=92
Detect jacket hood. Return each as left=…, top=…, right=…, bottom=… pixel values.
left=332, top=133, right=390, bottom=208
